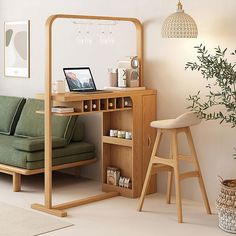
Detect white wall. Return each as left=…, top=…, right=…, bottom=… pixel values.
left=0, top=0, right=236, bottom=205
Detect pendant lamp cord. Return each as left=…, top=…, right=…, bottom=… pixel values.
left=177, top=1, right=183, bottom=10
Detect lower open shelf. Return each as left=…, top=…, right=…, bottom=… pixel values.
left=102, top=136, right=133, bottom=147
left=102, top=183, right=133, bottom=198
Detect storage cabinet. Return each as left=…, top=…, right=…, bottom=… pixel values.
left=102, top=92, right=157, bottom=198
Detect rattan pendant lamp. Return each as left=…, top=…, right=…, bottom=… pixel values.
left=162, top=1, right=198, bottom=38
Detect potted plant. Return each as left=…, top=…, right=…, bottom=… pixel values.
left=185, top=44, right=236, bottom=233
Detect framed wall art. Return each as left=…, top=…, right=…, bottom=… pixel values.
left=4, top=20, right=30, bottom=78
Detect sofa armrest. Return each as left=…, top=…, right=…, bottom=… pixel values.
left=12, top=137, right=67, bottom=152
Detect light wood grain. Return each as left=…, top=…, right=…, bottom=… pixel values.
left=166, top=143, right=173, bottom=204
left=31, top=204, right=67, bottom=217
left=102, top=184, right=133, bottom=197
left=172, top=129, right=183, bottom=223
left=36, top=90, right=157, bottom=102
left=13, top=173, right=21, bottom=192
left=32, top=13, right=158, bottom=217
left=138, top=126, right=211, bottom=223
left=185, top=127, right=211, bottom=214
left=102, top=136, right=133, bottom=147
left=131, top=95, right=143, bottom=197
left=142, top=94, right=157, bottom=195
left=0, top=158, right=96, bottom=192
left=137, top=130, right=162, bottom=211
left=54, top=192, right=119, bottom=210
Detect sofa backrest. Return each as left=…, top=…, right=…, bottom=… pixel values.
left=72, top=119, right=85, bottom=142
left=14, top=98, right=77, bottom=143
left=0, top=96, right=26, bottom=135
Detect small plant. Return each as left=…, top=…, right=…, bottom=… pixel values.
left=185, top=44, right=236, bottom=128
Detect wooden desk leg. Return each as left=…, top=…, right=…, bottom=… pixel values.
left=31, top=191, right=119, bottom=217
left=31, top=204, right=67, bottom=217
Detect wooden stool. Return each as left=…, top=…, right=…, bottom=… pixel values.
left=137, top=112, right=211, bottom=223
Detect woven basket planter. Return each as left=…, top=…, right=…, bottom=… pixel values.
left=216, top=179, right=236, bottom=233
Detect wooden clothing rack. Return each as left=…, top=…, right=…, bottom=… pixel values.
left=31, top=14, right=156, bottom=217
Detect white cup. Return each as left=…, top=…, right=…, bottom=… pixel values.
left=53, top=80, right=65, bottom=93
left=108, top=68, right=118, bottom=87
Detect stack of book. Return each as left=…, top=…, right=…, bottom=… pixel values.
left=52, top=106, right=74, bottom=113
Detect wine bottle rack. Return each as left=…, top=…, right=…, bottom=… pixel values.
left=37, top=97, right=133, bottom=116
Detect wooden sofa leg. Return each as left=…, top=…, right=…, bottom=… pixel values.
left=13, top=173, right=21, bottom=192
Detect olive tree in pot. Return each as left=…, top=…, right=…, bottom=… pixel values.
left=186, top=44, right=236, bottom=233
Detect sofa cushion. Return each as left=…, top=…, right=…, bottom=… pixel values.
left=0, top=135, right=95, bottom=169
left=26, top=153, right=95, bottom=170
left=72, top=120, right=85, bottom=142
left=14, top=99, right=77, bottom=143
left=25, top=142, right=95, bottom=162
left=12, top=136, right=67, bottom=152
left=0, top=96, right=26, bottom=135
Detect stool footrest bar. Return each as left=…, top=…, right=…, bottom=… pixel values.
left=153, top=156, right=174, bottom=167
left=179, top=171, right=199, bottom=181
left=151, top=164, right=173, bottom=174
left=178, top=155, right=195, bottom=162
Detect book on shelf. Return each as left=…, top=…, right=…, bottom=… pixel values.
left=52, top=106, right=74, bottom=113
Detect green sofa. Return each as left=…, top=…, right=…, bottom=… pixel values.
left=0, top=95, right=96, bottom=191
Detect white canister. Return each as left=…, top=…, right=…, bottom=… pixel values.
left=108, top=68, right=118, bottom=87
left=53, top=80, right=65, bottom=93
left=110, top=129, right=115, bottom=137
left=117, top=68, right=127, bottom=88
left=125, top=131, right=132, bottom=140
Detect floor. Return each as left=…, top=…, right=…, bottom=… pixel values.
left=0, top=172, right=228, bottom=236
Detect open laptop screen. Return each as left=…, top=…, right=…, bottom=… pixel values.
left=63, top=67, right=97, bottom=92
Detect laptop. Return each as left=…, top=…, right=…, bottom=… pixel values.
left=63, top=67, right=111, bottom=93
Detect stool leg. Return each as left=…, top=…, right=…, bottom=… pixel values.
left=166, top=142, right=173, bottom=204
left=186, top=127, right=211, bottom=214
left=137, top=130, right=162, bottom=212
left=172, top=130, right=183, bottom=223
left=166, top=171, right=173, bottom=204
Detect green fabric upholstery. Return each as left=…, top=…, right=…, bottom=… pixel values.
left=24, top=142, right=95, bottom=162
left=14, top=99, right=77, bottom=143
left=0, top=96, right=95, bottom=171
left=0, top=96, right=26, bottom=135
left=72, top=120, right=85, bottom=142
left=12, top=136, right=67, bottom=152
left=26, top=153, right=95, bottom=169
left=0, top=135, right=95, bottom=169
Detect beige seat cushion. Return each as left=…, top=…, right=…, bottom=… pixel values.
left=151, top=112, right=201, bottom=129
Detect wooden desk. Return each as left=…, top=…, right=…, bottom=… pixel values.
left=32, top=90, right=157, bottom=216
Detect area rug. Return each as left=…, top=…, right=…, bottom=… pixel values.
left=0, top=202, right=73, bottom=236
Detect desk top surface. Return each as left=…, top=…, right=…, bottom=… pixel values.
left=36, top=89, right=157, bottom=102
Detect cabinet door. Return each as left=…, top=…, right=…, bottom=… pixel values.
left=142, top=94, right=157, bottom=194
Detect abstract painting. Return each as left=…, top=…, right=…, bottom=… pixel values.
left=4, top=20, right=30, bottom=78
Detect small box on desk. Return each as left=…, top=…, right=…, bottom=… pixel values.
left=107, top=166, right=120, bottom=186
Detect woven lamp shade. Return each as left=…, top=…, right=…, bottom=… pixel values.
left=162, top=1, right=198, bottom=38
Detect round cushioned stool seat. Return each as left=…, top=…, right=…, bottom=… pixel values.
left=151, top=111, right=201, bottom=129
